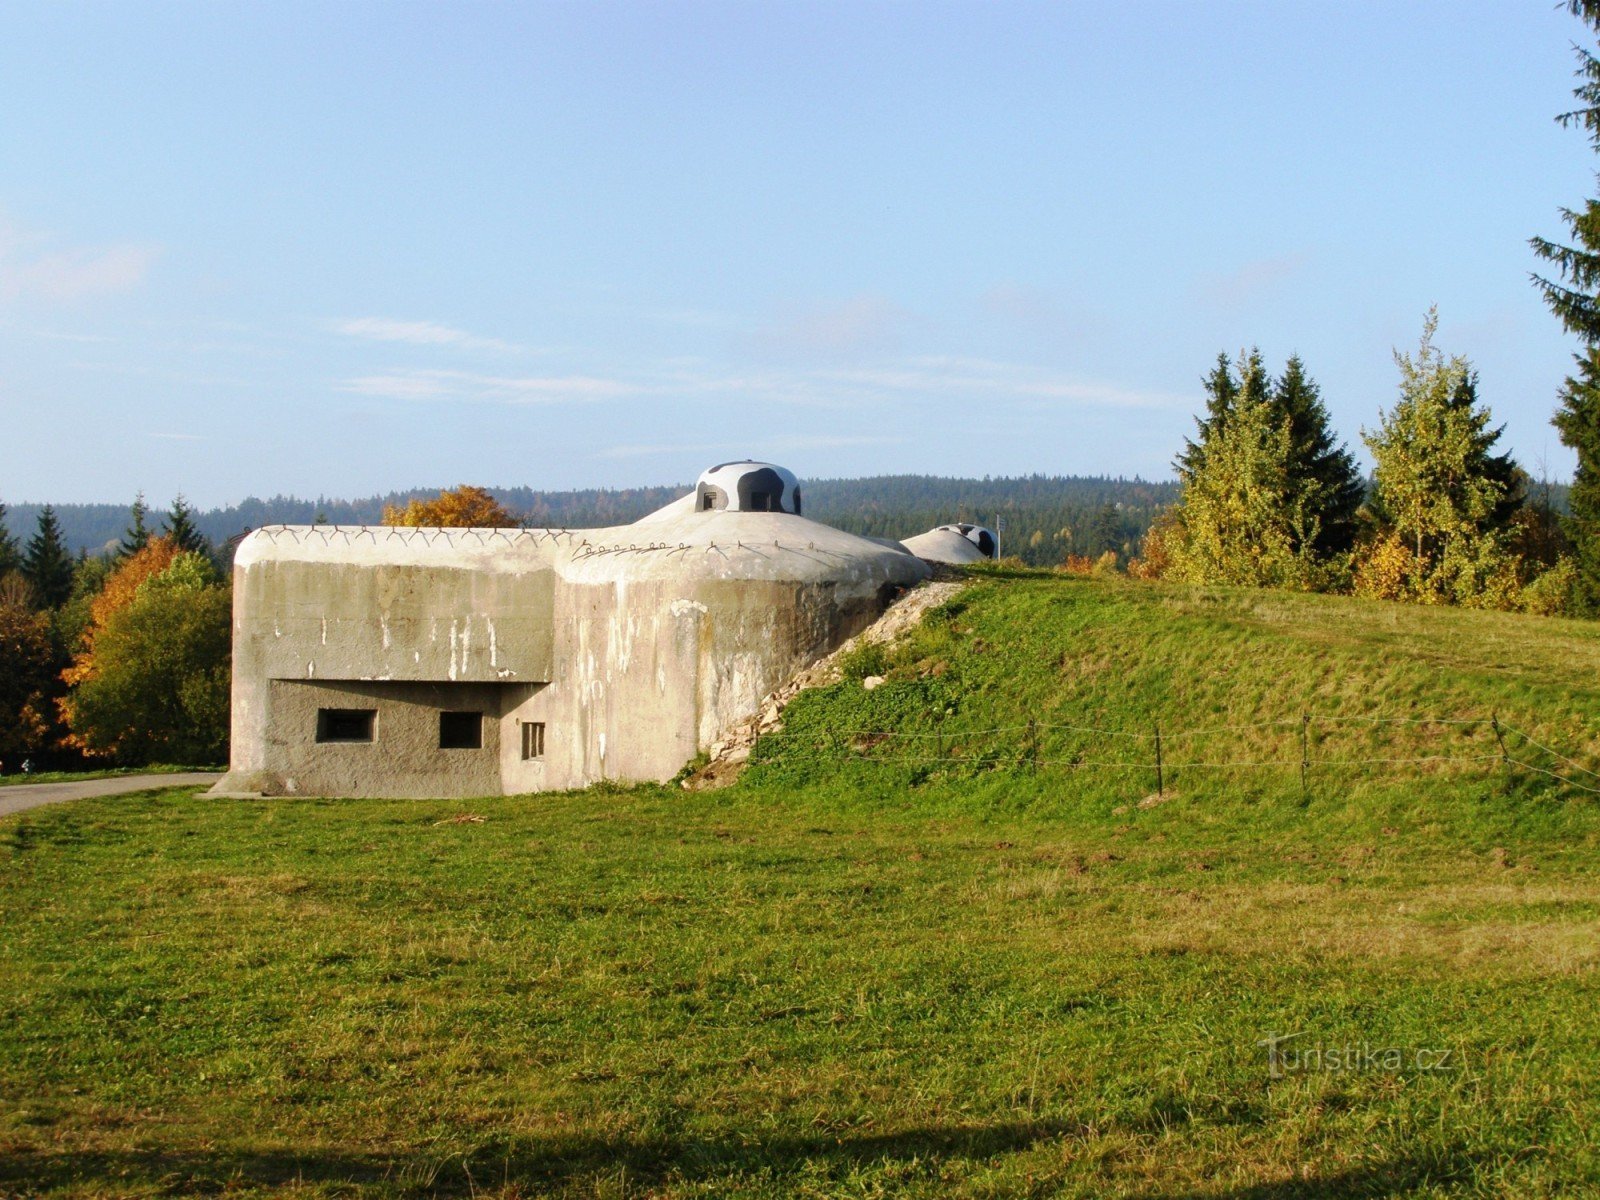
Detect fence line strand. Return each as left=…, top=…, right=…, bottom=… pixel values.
left=1504, top=758, right=1600, bottom=796
left=781, top=711, right=1599, bottom=797
left=1501, top=724, right=1600, bottom=782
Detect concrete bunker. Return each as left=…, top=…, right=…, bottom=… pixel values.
left=213, top=462, right=978, bottom=799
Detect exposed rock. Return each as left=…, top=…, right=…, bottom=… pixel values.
left=862, top=675, right=886, bottom=691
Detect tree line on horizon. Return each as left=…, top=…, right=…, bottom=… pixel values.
left=1, top=474, right=1181, bottom=571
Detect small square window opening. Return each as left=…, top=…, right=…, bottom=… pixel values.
left=439, top=710, right=483, bottom=750
left=317, top=708, right=375, bottom=743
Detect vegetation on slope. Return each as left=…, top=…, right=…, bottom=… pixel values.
left=2, top=572, right=1599, bottom=1197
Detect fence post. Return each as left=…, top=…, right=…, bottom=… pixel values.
left=1154, top=720, right=1164, bottom=798
left=1299, top=710, right=1311, bottom=803
left=1491, top=711, right=1511, bottom=794
left=936, top=708, right=945, bottom=762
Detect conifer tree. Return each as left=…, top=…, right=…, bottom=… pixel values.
left=1447, top=370, right=1525, bottom=532
left=1360, top=311, right=1517, bottom=605
left=1176, top=350, right=1268, bottom=478
left=1531, top=0, right=1600, bottom=610
left=22, top=506, right=74, bottom=609
left=119, top=493, right=151, bottom=560
left=0, top=502, right=20, bottom=577
left=1166, top=389, right=1318, bottom=589
left=1172, top=349, right=1360, bottom=577
left=162, top=494, right=210, bottom=556
left=1269, top=355, right=1365, bottom=557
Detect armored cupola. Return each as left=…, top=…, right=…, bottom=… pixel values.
left=694, top=461, right=802, bottom=515
left=936, top=523, right=997, bottom=557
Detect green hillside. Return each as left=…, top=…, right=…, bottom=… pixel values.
left=3, top=573, right=1598, bottom=1197
left=753, top=568, right=1600, bottom=823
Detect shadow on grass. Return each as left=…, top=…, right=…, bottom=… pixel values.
left=7, top=1121, right=1056, bottom=1195
left=0, top=1124, right=1489, bottom=1197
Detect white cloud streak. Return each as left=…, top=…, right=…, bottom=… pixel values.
left=338, top=355, right=1188, bottom=414
left=341, top=368, right=638, bottom=404
left=598, top=434, right=899, bottom=460
left=330, top=317, right=522, bottom=353
left=0, top=213, right=159, bottom=304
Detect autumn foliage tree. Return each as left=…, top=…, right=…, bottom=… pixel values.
left=381, top=485, right=520, bottom=528
left=59, top=541, right=231, bottom=763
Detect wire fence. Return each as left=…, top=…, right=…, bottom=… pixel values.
left=771, top=712, right=1600, bottom=799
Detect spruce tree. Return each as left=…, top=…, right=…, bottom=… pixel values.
left=1268, top=355, right=1365, bottom=557
left=1176, top=349, right=1268, bottom=479
left=22, top=506, right=74, bottom=609
left=1361, top=311, right=1516, bottom=604
left=162, top=494, right=210, bottom=556
left=0, top=502, right=20, bottom=577
left=1176, top=349, right=1361, bottom=568
left=1531, top=0, right=1600, bottom=611
left=119, top=493, right=151, bottom=560
left=1447, top=370, right=1524, bottom=532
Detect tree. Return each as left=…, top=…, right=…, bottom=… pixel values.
left=163, top=494, right=210, bottom=556
left=0, top=598, right=55, bottom=759
left=1358, top=311, right=1518, bottom=606
left=1088, top=503, right=1121, bottom=556
left=1166, top=350, right=1357, bottom=586
left=23, top=506, right=74, bottom=609
left=1165, top=388, right=1322, bottom=589
left=1271, top=355, right=1365, bottom=557
left=1176, top=350, right=1268, bottom=479
left=118, top=493, right=151, bottom=560
left=1532, top=1, right=1600, bottom=611
left=59, top=551, right=231, bottom=763
left=0, top=502, right=20, bottom=577
left=381, top=485, right=520, bottom=528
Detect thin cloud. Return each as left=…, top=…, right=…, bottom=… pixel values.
left=1194, top=254, right=1309, bottom=307
left=0, top=213, right=159, bottom=304
left=341, top=368, right=638, bottom=404
left=598, top=433, right=899, bottom=460
left=330, top=317, right=522, bottom=354
left=742, top=294, right=913, bottom=363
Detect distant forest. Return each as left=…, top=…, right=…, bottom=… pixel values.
left=4, top=474, right=1190, bottom=567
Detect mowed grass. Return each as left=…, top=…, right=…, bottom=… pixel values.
left=4, top=571, right=1600, bottom=1198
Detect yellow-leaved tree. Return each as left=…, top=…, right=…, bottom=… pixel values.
left=60, top=540, right=231, bottom=764
left=381, top=485, right=520, bottom=528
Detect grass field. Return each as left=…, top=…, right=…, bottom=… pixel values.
left=3, top=571, right=1599, bottom=1198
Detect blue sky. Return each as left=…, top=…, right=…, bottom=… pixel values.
left=0, top=1, right=1594, bottom=507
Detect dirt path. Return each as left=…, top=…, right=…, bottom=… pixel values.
left=0, top=774, right=222, bottom=819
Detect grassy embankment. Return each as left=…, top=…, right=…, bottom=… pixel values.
left=3, top=568, right=1599, bottom=1198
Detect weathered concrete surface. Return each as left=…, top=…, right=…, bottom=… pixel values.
left=902, top=527, right=992, bottom=564
left=0, top=774, right=222, bottom=819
